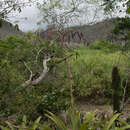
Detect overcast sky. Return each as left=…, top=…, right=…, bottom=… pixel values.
left=8, top=0, right=127, bottom=32
left=9, top=3, right=45, bottom=32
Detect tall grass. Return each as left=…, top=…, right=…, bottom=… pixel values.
left=56, top=41, right=130, bottom=101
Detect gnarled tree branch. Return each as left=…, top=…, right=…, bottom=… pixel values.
left=22, top=57, right=51, bottom=88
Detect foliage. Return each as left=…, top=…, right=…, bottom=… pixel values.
left=0, top=0, right=32, bottom=20
left=37, top=0, right=87, bottom=25
left=103, top=0, right=130, bottom=14
left=113, top=17, right=130, bottom=35
left=89, top=40, right=122, bottom=52
left=112, top=17, right=130, bottom=47
left=46, top=108, right=130, bottom=130
left=0, top=116, right=51, bottom=130
left=0, top=35, right=70, bottom=122
left=0, top=35, right=129, bottom=123
left=64, top=43, right=128, bottom=101
left=1, top=108, right=130, bottom=130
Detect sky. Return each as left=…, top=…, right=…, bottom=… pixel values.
left=9, top=3, right=45, bottom=32
left=8, top=0, right=127, bottom=32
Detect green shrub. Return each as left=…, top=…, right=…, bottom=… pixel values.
left=89, top=40, right=122, bottom=52
left=113, top=17, right=130, bottom=34
left=59, top=47, right=130, bottom=102
left=0, top=35, right=70, bottom=122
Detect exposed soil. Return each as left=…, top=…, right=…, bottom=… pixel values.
left=76, top=100, right=130, bottom=120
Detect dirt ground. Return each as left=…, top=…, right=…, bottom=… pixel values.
left=76, top=101, right=130, bottom=120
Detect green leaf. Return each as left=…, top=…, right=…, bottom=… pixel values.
left=126, top=7, right=130, bottom=14
left=45, top=111, right=67, bottom=130
left=0, top=125, right=10, bottom=130
left=41, top=125, right=51, bottom=130
left=32, top=116, right=42, bottom=130
left=5, top=121, right=15, bottom=130
left=79, top=123, right=87, bottom=130
left=118, top=125, right=130, bottom=130
left=104, top=113, right=120, bottom=130
left=21, top=115, right=27, bottom=129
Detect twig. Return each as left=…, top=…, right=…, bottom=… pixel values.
left=120, top=69, right=130, bottom=112
left=120, top=98, right=130, bottom=112
left=49, top=54, right=73, bottom=71
left=121, top=77, right=128, bottom=109
left=36, top=48, right=44, bottom=63
left=23, top=62, right=33, bottom=81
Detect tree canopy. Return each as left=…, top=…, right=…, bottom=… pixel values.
left=0, top=0, right=32, bottom=20
left=103, top=0, right=130, bottom=14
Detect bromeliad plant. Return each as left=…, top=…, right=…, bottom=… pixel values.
left=0, top=108, right=130, bottom=130
left=0, top=116, right=51, bottom=130
left=45, top=108, right=130, bottom=130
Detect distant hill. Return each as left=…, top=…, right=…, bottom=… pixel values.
left=69, top=19, right=116, bottom=44
left=39, top=18, right=127, bottom=45
left=0, top=20, right=23, bottom=39
left=0, top=18, right=128, bottom=44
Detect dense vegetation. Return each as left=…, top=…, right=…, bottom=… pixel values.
left=1, top=109, right=130, bottom=130
left=0, top=35, right=71, bottom=122
left=0, top=0, right=130, bottom=129
left=0, top=32, right=130, bottom=128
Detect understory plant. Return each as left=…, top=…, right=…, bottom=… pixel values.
left=1, top=108, right=130, bottom=130
left=0, top=35, right=71, bottom=121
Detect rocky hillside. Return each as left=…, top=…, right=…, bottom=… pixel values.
left=39, top=18, right=128, bottom=45
left=0, top=20, right=23, bottom=39
left=0, top=18, right=128, bottom=44
left=70, top=19, right=116, bottom=44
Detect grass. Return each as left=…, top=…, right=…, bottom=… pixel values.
left=56, top=43, right=130, bottom=101
left=71, top=48, right=129, bottom=74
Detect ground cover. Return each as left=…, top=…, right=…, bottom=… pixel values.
left=56, top=41, right=130, bottom=103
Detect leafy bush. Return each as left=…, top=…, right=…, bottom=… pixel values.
left=112, top=17, right=130, bottom=46
left=0, top=35, right=70, bottom=122
left=113, top=17, right=130, bottom=34
left=0, top=35, right=129, bottom=124
left=61, top=46, right=130, bottom=102
left=89, top=40, right=122, bottom=52
left=36, top=85, right=70, bottom=115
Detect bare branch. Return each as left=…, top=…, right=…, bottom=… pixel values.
left=121, top=77, right=128, bottom=108
left=120, top=69, right=130, bottom=112
left=23, top=61, right=33, bottom=80
left=31, top=57, right=51, bottom=85
left=120, top=98, right=130, bottom=112
left=35, top=48, right=44, bottom=63
left=22, top=57, right=51, bottom=88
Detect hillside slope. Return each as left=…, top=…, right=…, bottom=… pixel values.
left=0, top=20, right=23, bottom=39
left=39, top=19, right=118, bottom=44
